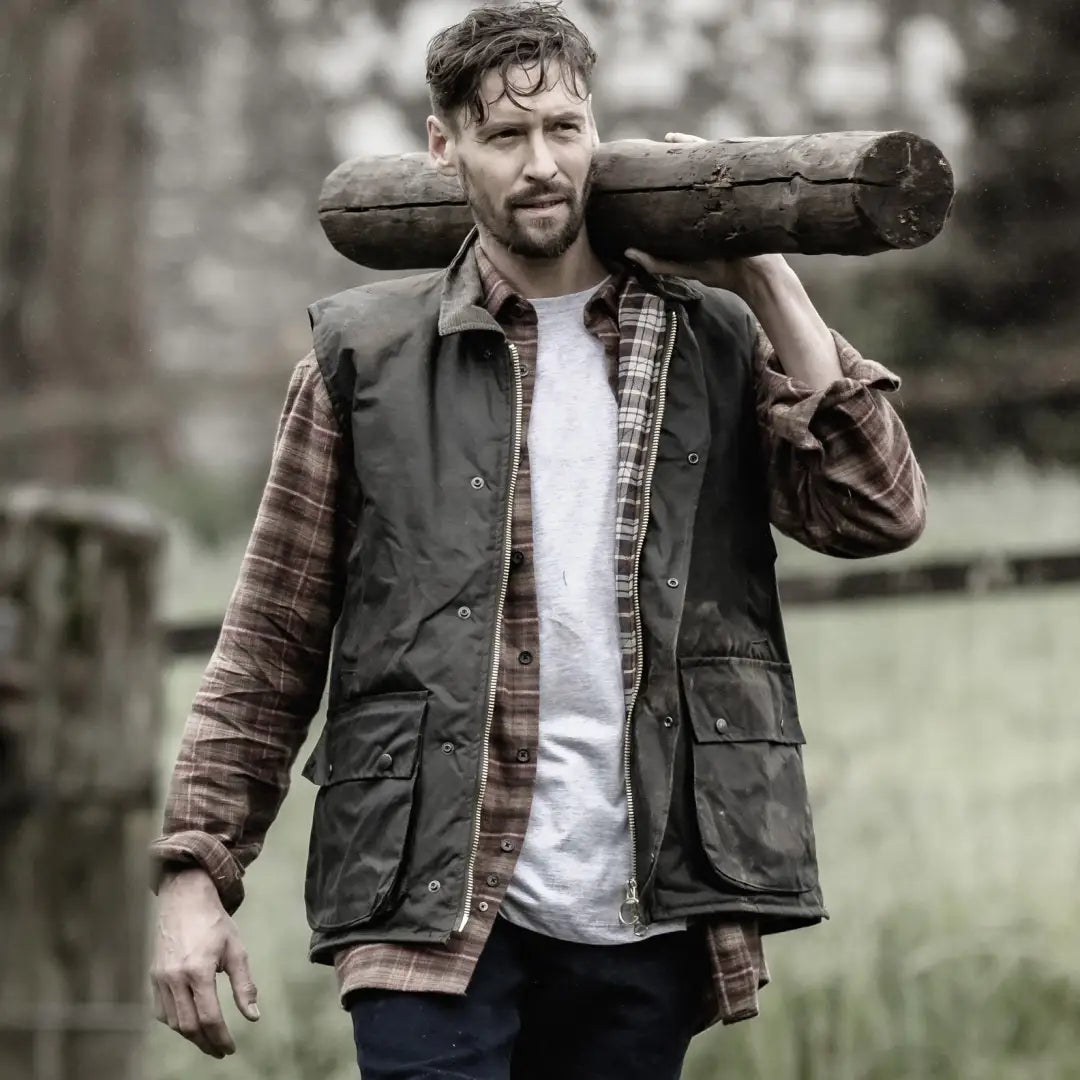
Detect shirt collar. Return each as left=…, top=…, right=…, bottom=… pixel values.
left=473, top=241, right=624, bottom=324
left=437, top=227, right=700, bottom=338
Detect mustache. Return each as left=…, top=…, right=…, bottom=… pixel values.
left=507, top=185, right=575, bottom=208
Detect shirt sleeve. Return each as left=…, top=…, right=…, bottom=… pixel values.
left=149, top=352, right=353, bottom=913
left=754, top=322, right=927, bottom=558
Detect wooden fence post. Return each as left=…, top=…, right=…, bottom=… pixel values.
left=0, top=487, right=165, bottom=1080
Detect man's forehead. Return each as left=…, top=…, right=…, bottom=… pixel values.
left=475, top=63, right=588, bottom=124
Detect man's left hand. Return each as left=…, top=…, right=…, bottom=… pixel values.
left=624, top=132, right=787, bottom=300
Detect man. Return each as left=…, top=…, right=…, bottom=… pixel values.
left=149, top=3, right=926, bottom=1078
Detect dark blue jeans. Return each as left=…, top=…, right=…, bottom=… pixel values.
left=347, top=916, right=708, bottom=1080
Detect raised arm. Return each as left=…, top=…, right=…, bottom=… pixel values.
left=743, top=259, right=926, bottom=557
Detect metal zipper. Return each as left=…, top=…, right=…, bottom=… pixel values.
left=457, top=341, right=523, bottom=933
left=618, top=309, right=678, bottom=935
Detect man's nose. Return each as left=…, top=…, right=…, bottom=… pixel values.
left=522, top=133, right=558, bottom=183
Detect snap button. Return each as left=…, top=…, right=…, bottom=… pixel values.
left=715, top=717, right=728, bottom=732
left=667, top=578, right=679, bottom=588
left=511, top=550, right=525, bottom=566
left=441, top=742, right=455, bottom=754
left=687, top=452, right=700, bottom=464
left=377, top=752, right=394, bottom=771
left=517, top=650, right=533, bottom=665
left=478, top=901, right=490, bottom=912
left=427, top=880, right=441, bottom=892
left=519, top=363, right=530, bottom=376
left=516, top=748, right=530, bottom=763
left=457, top=606, right=472, bottom=619
left=662, top=715, right=675, bottom=728
left=486, top=874, right=500, bottom=887
left=470, top=476, right=485, bottom=489
left=500, top=839, right=514, bottom=853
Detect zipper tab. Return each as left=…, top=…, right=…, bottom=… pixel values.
left=618, top=878, right=645, bottom=934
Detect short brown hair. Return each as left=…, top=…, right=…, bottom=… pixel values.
left=426, top=2, right=597, bottom=131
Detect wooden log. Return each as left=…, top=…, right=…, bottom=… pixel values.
left=0, top=488, right=165, bottom=1080
left=319, top=130, right=954, bottom=270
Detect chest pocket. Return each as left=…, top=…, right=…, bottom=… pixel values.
left=301, top=690, right=429, bottom=932
left=680, top=657, right=818, bottom=895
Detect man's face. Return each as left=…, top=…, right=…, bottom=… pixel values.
left=429, top=64, right=599, bottom=260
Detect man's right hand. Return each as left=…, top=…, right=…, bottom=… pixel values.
left=149, top=866, right=260, bottom=1058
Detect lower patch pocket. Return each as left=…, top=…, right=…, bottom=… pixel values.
left=301, top=690, right=429, bottom=932
left=680, top=657, right=818, bottom=894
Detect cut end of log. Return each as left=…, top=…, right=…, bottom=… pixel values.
left=852, top=131, right=955, bottom=250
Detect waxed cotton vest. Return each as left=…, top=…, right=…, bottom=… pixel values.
left=301, top=262, right=826, bottom=965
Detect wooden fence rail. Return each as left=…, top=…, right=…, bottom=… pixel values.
left=162, top=549, right=1080, bottom=659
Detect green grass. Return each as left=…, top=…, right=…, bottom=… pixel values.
left=146, top=462, right=1080, bottom=1078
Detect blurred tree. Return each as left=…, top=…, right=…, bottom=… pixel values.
left=0, top=0, right=159, bottom=486
left=930, top=1, right=1080, bottom=333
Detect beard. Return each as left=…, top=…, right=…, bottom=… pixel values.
left=460, top=159, right=598, bottom=260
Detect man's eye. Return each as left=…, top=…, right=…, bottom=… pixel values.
left=491, top=130, right=518, bottom=141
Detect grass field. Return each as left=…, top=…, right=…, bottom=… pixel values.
left=146, top=461, right=1080, bottom=1079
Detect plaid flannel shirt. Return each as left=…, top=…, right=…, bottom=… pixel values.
left=152, top=244, right=926, bottom=1029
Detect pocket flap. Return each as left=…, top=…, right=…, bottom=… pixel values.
left=680, top=658, right=803, bottom=745
left=302, top=691, right=429, bottom=785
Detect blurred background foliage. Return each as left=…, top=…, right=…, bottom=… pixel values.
left=4, top=2, right=1080, bottom=1078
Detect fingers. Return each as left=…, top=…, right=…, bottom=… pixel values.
left=664, top=132, right=708, bottom=143
left=192, top=977, right=237, bottom=1056
left=224, top=940, right=261, bottom=1022
left=171, top=977, right=220, bottom=1058
left=624, top=248, right=680, bottom=276
left=153, top=977, right=178, bottom=1030
left=151, top=980, right=168, bottom=1025
left=152, top=965, right=233, bottom=1058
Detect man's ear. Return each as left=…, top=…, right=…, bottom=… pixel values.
left=585, top=96, right=600, bottom=150
left=427, top=115, right=459, bottom=177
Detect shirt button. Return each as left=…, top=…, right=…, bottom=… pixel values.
left=470, top=476, right=485, bottom=489
left=441, top=742, right=455, bottom=754
left=511, top=550, right=525, bottom=567
left=486, top=874, right=500, bottom=887
left=687, top=452, right=700, bottom=464
left=518, top=650, right=533, bottom=665
left=457, top=606, right=472, bottom=619
left=667, top=578, right=680, bottom=589
left=715, top=717, right=728, bottom=733
left=662, top=715, right=675, bottom=728
left=500, top=839, right=514, bottom=853
left=377, top=753, right=394, bottom=771
left=516, top=748, right=531, bottom=763
left=427, top=880, right=441, bottom=892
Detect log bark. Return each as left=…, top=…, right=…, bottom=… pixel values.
left=319, top=130, right=954, bottom=271
left=0, top=488, right=165, bottom=1080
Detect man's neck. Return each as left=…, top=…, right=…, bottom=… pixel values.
left=477, top=229, right=609, bottom=300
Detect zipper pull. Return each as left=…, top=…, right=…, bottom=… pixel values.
left=618, top=878, right=645, bottom=933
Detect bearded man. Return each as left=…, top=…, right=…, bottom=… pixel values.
left=149, top=4, right=926, bottom=1078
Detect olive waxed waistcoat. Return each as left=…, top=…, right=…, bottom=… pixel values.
left=300, top=254, right=825, bottom=963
